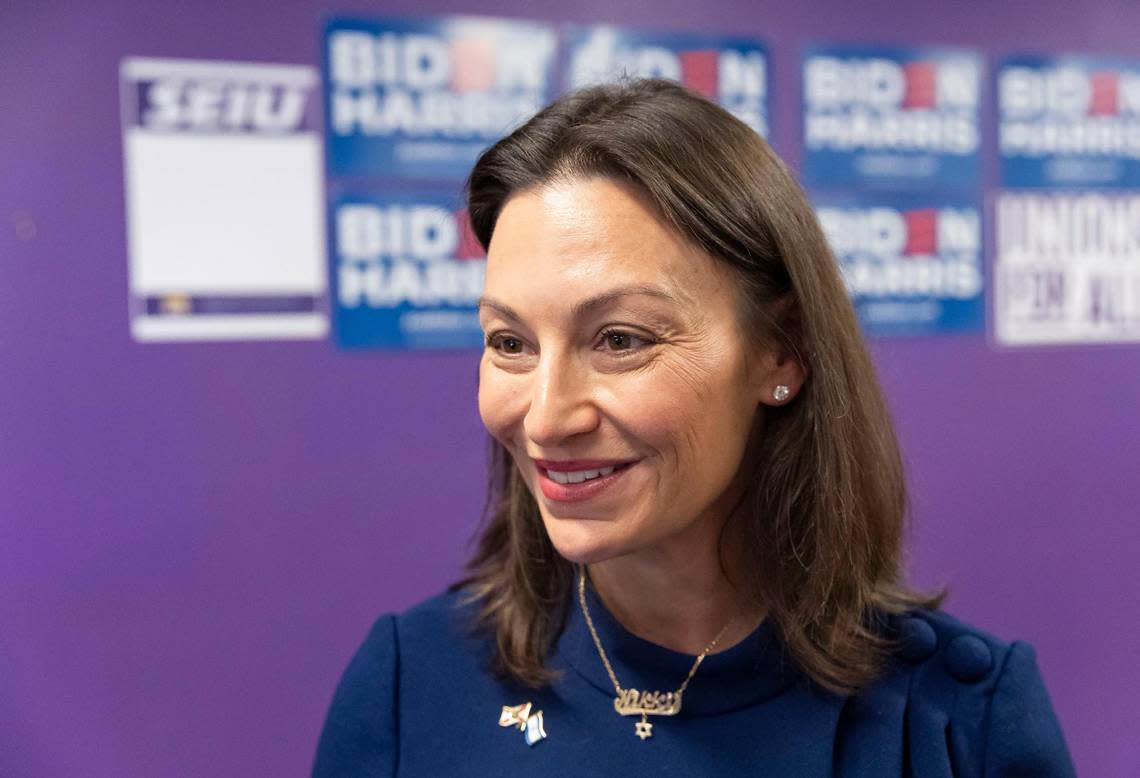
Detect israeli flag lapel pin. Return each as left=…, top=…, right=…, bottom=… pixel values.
left=499, top=702, right=547, bottom=746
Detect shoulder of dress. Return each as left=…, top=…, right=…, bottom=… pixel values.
left=834, top=611, right=1073, bottom=776
left=885, top=607, right=1014, bottom=688
left=391, top=586, right=487, bottom=655
left=399, top=586, right=473, bottom=622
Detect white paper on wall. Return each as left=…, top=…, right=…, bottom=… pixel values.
left=121, top=57, right=328, bottom=342
left=995, top=191, right=1140, bottom=345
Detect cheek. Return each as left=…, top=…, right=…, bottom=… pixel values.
left=616, top=351, right=753, bottom=467
left=476, top=360, right=504, bottom=436
left=596, top=374, right=706, bottom=472
left=632, top=397, right=717, bottom=474
left=477, top=359, right=525, bottom=445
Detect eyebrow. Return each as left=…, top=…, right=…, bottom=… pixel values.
left=477, top=283, right=680, bottom=322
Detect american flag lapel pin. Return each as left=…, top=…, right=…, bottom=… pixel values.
left=499, top=702, right=547, bottom=746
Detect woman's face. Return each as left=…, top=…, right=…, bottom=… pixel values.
left=477, top=176, right=788, bottom=565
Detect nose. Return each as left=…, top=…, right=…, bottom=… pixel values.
left=523, top=349, right=600, bottom=447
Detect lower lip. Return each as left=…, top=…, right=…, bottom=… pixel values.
left=537, top=463, right=636, bottom=503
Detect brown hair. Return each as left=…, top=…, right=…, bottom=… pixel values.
left=454, top=78, right=941, bottom=694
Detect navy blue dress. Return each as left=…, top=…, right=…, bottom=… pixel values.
left=313, top=579, right=1074, bottom=776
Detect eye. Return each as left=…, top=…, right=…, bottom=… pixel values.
left=596, top=328, right=653, bottom=353
left=485, top=332, right=527, bottom=356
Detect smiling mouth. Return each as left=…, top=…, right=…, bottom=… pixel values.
left=542, top=463, right=633, bottom=485
left=531, top=459, right=638, bottom=502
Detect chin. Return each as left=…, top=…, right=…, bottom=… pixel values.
left=542, top=515, right=630, bottom=566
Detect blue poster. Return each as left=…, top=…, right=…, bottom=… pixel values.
left=813, top=193, right=984, bottom=336
left=562, top=25, right=769, bottom=138
left=330, top=189, right=486, bottom=349
left=323, top=16, right=557, bottom=180
left=802, top=45, right=981, bottom=190
left=998, top=55, right=1140, bottom=188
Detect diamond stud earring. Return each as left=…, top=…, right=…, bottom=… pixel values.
left=772, top=385, right=791, bottom=402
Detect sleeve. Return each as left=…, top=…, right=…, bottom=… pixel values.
left=983, top=640, right=1076, bottom=778
left=312, top=615, right=400, bottom=778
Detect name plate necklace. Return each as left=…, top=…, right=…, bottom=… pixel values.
left=577, top=567, right=732, bottom=741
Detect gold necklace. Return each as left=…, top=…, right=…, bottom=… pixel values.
left=577, top=566, right=732, bottom=741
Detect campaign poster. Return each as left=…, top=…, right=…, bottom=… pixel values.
left=331, top=189, right=486, bottom=349
left=998, top=55, right=1140, bottom=188
left=995, top=191, right=1140, bottom=344
left=324, top=16, right=558, bottom=180
left=120, top=58, right=328, bottom=342
left=562, top=25, right=769, bottom=138
left=814, top=194, right=984, bottom=336
left=802, top=45, right=982, bottom=189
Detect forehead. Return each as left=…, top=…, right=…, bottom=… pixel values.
left=484, top=177, right=727, bottom=308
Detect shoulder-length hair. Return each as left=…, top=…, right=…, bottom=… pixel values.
left=455, top=78, right=941, bottom=694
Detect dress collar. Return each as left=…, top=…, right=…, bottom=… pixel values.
left=551, top=574, right=801, bottom=716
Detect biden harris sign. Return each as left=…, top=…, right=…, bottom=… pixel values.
left=998, top=55, right=1140, bottom=189
left=815, top=195, right=984, bottom=336
left=802, top=45, right=981, bottom=190
left=562, top=25, right=769, bottom=138
left=331, top=191, right=486, bottom=349
left=323, top=16, right=557, bottom=181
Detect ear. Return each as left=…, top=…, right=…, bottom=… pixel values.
left=749, top=296, right=808, bottom=407
left=756, top=347, right=807, bottom=407
left=761, top=346, right=807, bottom=406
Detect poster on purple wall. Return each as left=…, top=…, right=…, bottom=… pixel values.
left=802, top=44, right=981, bottom=190
left=323, top=16, right=558, bottom=181
left=330, top=189, right=486, bottom=349
left=998, top=55, right=1140, bottom=188
left=994, top=191, right=1140, bottom=344
left=120, top=58, right=328, bottom=342
left=814, top=193, right=984, bottom=336
left=561, top=25, right=769, bottom=138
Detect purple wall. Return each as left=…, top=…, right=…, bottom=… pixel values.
left=2, top=0, right=1137, bottom=775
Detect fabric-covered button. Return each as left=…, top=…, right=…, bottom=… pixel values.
left=944, top=635, right=993, bottom=682
left=897, top=616, right=937, bottom=662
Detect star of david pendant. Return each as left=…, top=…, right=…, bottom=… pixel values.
left=614, top=689, right=680, bottom=740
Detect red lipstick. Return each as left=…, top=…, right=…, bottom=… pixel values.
left=532, top=458, right=638, bottom=503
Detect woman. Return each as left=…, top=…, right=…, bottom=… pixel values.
left=313, top=79, right=1074, bottom=776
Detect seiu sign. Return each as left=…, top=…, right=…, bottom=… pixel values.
left=134, top=79, right=312, bottom=133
